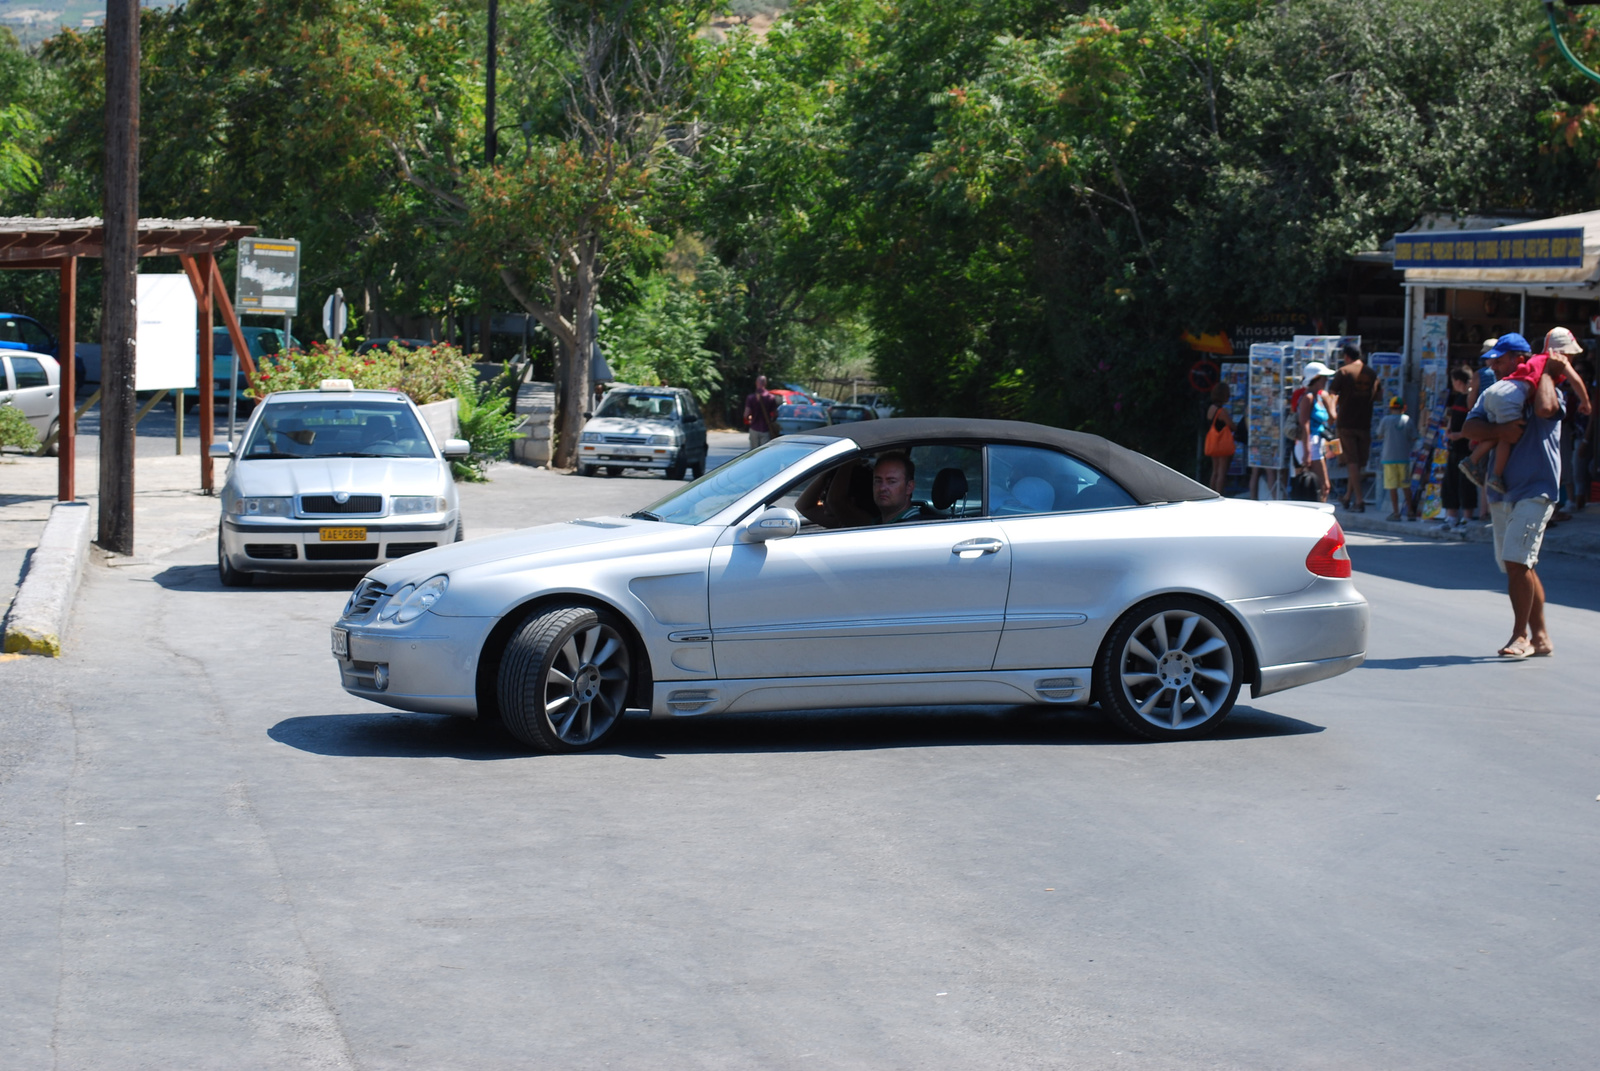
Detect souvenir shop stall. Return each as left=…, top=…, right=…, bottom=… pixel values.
left=1244, top=336, right=1358, bottom=495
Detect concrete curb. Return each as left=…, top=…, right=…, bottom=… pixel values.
left=1334, top=507, right=1600, bottom=560
left=2, top=502, right=92, bottom=657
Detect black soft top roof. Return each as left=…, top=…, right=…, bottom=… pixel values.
left=807, top=417, right=1218, bottom=505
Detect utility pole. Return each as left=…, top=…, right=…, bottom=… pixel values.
left=485, top=0, right=499, bottom=165
left=99, top=0, right=139, bottom=555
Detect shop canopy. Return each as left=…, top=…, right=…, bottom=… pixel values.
left=1394, top=209, right=1600, bottom=299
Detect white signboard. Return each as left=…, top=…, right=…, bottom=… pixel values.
left=134, top=274, right=197, bottom=392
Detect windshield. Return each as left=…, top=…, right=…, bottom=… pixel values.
left=639, top=440, right=825, bottom=524
left=596, top=391, right=680, bottom=421
left=241, top=400, right=435, bottom=460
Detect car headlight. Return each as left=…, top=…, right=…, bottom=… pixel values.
left=226, top=494, right=294, bottom=518
left=580, top=432, right=603, bottom=443
left=378, top=575, right=448, bottom=623
left=391, top=495, right=447, bottom=515
left=648, top=432, right=680, bottom=445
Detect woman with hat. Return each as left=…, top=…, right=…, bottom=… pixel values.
left=1295, top=362, right=1337, bottom=502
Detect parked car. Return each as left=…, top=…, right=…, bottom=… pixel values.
left=211, top=380, right=468, bottom=586
left=854, top=391, right=897, bottom=418
left=0, top=349, right=61, bottom=454
left=0, top=312, right=57, bottom=359
left=774, top=402, right=830, bottom=434
left=182, top=326, right=302, bottom=413
left=827, top=403, right=877, bottom=424
left=355, top=337, right=431, bottom=356
left=577, top=385, right=708, bottom=480
left=330, top=416, right=1368, bottom=752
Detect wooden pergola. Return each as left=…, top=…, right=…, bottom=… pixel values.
left=0, top=216, right=258, bottom=500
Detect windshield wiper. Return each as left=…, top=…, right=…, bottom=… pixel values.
left=240, top=451, right=300, bottom=460
left=628, top=510, right=661, bottom=521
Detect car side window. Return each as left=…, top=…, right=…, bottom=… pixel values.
left=681, top=394, right=700, bottom=422
left=777, top=443, right=984, bottom=531
left=10, top=356, right=48, bottom=389
left=19, top=320, right=52, bottom=351
left=987, top=443, right=1136, bottom=515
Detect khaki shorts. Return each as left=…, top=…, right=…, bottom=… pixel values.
left=1382, top=463, right=1408, bottom=490
left=1490, top=495, right=1554, bottom=574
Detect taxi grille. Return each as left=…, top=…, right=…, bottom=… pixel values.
left=301, top=494, right=383, bottom=514
left=306, top=544, right=380, bottom=561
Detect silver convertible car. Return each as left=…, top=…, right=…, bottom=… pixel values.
left=331, top=418, right=1367, bottom=748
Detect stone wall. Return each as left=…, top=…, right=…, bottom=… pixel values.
left=513, top=381, right=556, bottom=467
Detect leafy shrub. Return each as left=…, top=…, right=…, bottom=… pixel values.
left=247, top=341, right=471, bottom=404
left=452, top=376, right=526, bottom=482
left=0, top=402, right=39, bottom=451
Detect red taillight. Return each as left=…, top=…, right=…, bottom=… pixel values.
left=1306, top=521, right=1352, bottom=578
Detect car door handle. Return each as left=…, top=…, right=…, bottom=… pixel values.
left=952, top=538, right=1004, bottom=559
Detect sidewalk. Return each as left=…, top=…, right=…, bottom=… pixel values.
left=1, top=450, right=222, bottom=617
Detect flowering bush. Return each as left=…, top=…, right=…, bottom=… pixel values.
left=246, top=341, right=472, bottom=405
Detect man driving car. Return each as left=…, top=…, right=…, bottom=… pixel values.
left=872, top=452, right=922, bottom=523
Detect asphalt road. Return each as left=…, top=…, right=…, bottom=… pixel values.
left=2, top=456, right=1597, bottom=1069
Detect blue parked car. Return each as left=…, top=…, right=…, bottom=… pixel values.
left=181, top=326, right=303, bottom=413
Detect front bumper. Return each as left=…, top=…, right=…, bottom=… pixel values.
left=222, top=515, right=457, bottom=573
left=578, top=442, right=680, bottom=468
left=332, top=613, right=493, bottom=716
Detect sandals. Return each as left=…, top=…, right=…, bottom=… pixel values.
left=1498, top=638, right=1534, bottom=659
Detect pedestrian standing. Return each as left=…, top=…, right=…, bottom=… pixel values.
left=1377, top=396, right=1417, bottom=520
left=1293, top=363, right=1336, bottom=502
left=1203, top=382, right=1236, bottom=494
left=1329, top=343, right=1378, bottom=511
left=1462, top=349, right=1567, bottom=659
left=742, top=375, right=780, bottom=451
left=1439, top=367, right=1478, bottom=528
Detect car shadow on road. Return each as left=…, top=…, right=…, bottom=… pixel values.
left=1359, top=654, right=1508, bottom=670
left=269, top=712, right=530, bottom=760
left=151, top=563, right=362, bottom=593
left=268, top=704, right=1322, bottom=760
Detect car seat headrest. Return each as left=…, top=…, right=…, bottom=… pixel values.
left=932, top=467, right=969, bottom=510
left=1011, top=476, right=1054, bottom=512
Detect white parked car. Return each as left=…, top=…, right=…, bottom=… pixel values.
left=0, top=348, right=61, bottom=454
left=211, top=381, right=468, bottom=586
left=577, top=385, right=708, bottom=479
left=330, top=417, right=1367, bottom=751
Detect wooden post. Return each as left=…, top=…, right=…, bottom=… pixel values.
left=206, top=253, right=256, bottom=386
left=486, top=0, right=499, bottom=164
left=98, top=0, right=139, bottom=555
left=182, top=254, right=216, bottom=491
left=57, top=256, right=77, bottom=503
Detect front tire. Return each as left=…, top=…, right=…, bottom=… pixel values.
left=497, top=605, right=632, bottom=753
left=1095, top=596, right=1242, bottom=740
left=665, top=455, right=686, bottom=480
left=578, top=464, right=596, bottom=477
left=217, top=530, right=254, bottom=587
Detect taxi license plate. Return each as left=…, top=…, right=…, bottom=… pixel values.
left=331, top=627, right=349, bottom=658
left=319, top=527, right=367, bottom=542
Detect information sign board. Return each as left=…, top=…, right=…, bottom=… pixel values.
left=134, top=274, right=197, bottom=392
left=236, top=237, right=301, bottom=315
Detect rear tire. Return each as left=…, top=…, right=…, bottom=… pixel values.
left=1095, top=596, right=1242, bottom=741
left=454, top=514, right=464, bottom=542
left=41, top=419, right=58, bottom=457
left=497, top=605, right=632, bottom=753
left=217, top=530, right=254, bottom=587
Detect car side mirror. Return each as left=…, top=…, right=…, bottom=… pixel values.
left=583, top=411, right=593, bottom=420
left=442, top=438, right=470, bottom=459
left=208, top=441, right=233, bottom=459
left=741, top=506, right=801, bottom=543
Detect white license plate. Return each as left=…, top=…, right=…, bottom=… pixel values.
left=331, top=627, right=349, bottom=658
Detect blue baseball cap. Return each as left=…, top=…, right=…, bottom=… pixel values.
left=1483, top=332, right=1531, bottom=358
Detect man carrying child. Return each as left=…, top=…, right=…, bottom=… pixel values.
left=1458, top=332, right=1591, bottom=494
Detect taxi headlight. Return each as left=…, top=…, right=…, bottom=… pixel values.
left=580, top=432, right=603, bottom=443
left=391, top=495, right=446, bottom=515
left=390, top=575, right=448, bottom=624
left=226, top=494, right=294, bottom=518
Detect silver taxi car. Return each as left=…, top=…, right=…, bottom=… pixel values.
left=212, top=381, right=468, bottom=585
left=330, top=418, right=1367, bottom=750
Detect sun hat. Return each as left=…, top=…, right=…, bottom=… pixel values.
left=1484, top=333, right=1531, bottom=359
left=1480, top=336, right=1499, bottom=356
left=1544, top=326, right=1584, bottom=355
left=1301, top=361, right=1334, bottom=385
